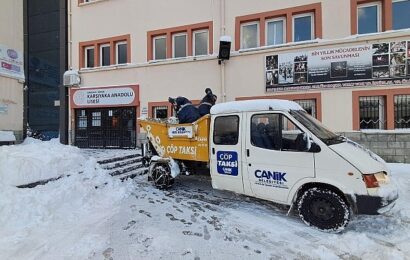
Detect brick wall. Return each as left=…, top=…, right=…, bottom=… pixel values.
left=340, top=132, right=410, bottom=163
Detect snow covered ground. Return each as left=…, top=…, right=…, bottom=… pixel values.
left=0, top=140, right=409, bottom=259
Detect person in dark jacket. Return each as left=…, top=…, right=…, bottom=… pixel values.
left=168, top=96, right=201, bottom=124
left=198, top=88, right=217, bottom=116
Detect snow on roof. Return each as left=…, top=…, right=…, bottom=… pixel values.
left=210, top=99, right=304, bottom=115
left=0, top=131, right=16, bottom=142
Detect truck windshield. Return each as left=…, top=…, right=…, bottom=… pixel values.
left=290, top=110, right=345, bottom=146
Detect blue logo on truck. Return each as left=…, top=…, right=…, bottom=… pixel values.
left=217, top=151, right=238, bottom=176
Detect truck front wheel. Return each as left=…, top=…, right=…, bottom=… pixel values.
left=297, top=187, right=350, bottom=232
left=150, top=163, right=174, bottom=189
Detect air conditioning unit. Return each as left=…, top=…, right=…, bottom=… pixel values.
left=63, top=69, right=81, bottom=87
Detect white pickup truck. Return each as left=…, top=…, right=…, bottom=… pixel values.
left=140, top=99, right=398, bottom=232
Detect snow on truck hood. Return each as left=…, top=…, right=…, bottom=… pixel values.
left=329, top=140, right=389, bottom=174
left=211, top=99, right=304, bottom=115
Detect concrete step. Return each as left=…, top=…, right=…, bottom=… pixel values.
left=118, top=168, right=149, bottom=181
left=97, top=153, right=141, bottom=165
left=109, top=163, right=145, bottom=177
left=102, top=157, right=143, bottom=170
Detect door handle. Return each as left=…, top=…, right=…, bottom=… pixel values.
left=246, top=149, right=250, bottom=157
left=212, top=148, right=215, bottom=155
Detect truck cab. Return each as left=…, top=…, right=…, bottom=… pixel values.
left=209, top=100, right=398, bottom=231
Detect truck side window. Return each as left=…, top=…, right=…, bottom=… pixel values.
left=281, top=116, right=305, bottom=152
left=250, top=113, right=306, bottom=152
left=213, top=115, right=239, bottom=145
left=251, top=114, right=281, bottom=150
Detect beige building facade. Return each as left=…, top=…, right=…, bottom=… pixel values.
left=68, top=0, right=410, bottom=150
left=0, top=0, right=24, bottom=142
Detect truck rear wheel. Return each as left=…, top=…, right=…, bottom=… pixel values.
left=151, top=163, right=174, bottom=189
left=297, top=187, right=350, bottom=232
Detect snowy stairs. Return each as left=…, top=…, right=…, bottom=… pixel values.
left=98, top=153, right=148, bottom=181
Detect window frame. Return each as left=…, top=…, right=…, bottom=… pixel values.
left=99, top=43, right=111, bottom=67
left=153, top=35, right=167, bottom=60
left=265, top=17, right=286, bottom=46
left=115, top=41, right=128, bottom=65
left=193, top=29, right=209, bottom=56
left=359, top=96, right=386, bottom=130
left=172, top=32, right=188, bottom=58
left=392, top=0, right=410, bottom=30
left=292, top=12, right=315, bottom=42
left=240, top=21, right=260, bottom=49
left=152, top=106, right=169, bottom=119
left=84, top=46, right=95, bottom=68
left=357, top=2, right=382, bottom=34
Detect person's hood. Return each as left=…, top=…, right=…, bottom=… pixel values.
left=329, top=139, right=389, bottom=174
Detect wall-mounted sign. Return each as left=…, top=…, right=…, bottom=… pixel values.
left=0, top=44, right=24, bottom=80
left=70, top=85, right=139, bottom=108
left=265, top=40, right=410, bottom=92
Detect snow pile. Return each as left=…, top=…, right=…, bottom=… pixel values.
left=0, top=140, right=135, bottom=259
left=0, top=130, right=16, bottom=142
left=0, top=138, right=86, bottom=186
left=386, top=164, right=410, bottom=222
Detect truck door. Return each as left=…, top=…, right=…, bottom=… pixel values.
left=245, top=112, right=315, bottom=203
left=210, top=113, right=244, bottom=194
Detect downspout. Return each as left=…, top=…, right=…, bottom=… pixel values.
left=220, top=0, right=226, bottom=102
left=67, top=0, right=73, bottom=144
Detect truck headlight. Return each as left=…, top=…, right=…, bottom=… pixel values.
left=362, top=172, right=389, bottom=188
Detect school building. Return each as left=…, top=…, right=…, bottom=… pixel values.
left=67, top=0, right=410, bottom=161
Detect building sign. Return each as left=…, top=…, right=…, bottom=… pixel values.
left=0, top=44, right=24, bottom=80
left=265, top=40, right=410, bottom=92
left=70, top=85, right=139, bottom=108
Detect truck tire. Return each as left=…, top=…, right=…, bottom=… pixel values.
left=151, top=163, right=174, bottom=189
left=297, top=187, right=350, bottom=232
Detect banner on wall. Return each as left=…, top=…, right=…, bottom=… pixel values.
left=265, top=40, right=410, bottom=92
left=0, top=44, right=24, bottom=80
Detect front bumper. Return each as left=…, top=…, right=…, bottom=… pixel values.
left=355, top=192, right=399, bottom=215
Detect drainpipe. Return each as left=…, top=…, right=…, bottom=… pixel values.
left=67, top=0, right=73, bottom=144
left=219, top=0, right=226, bottom=102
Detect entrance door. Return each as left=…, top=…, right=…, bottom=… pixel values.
left=210, top=114, right=244, bottom=194
left=74, top=107, right=136, bottom=149
left=245, top=112, right=315, bottom=203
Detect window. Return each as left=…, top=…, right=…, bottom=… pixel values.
left=148, top=22, right=213, bottom=61
left=251, top=113, right=306, bottom=152
left=213, top=116, right=239, bottom=145
left=84, top=47, right=94, bottom=68
left=359, top=96, right=386, bottom=129
left=153, top=36, right=167, bottom=60
left=116, top=41, right=127, bottom=64
left=266, top=18, right=285, bottom=46
left=92, top=112, right=102, bottom=127
left=241, top=22, right=259, bottom=49
left=293, top=13, right=314, bottom=42
left=393, top=0, right=410, bottom=30
left=173, top=33, right=187, bottom=58
left=100, top=44, right=110, bottom=66
left=78, top=110, right=87, bottom=128
left=281, top=115, right=305, bottom=152
left=153, top=106, right=168, bottom=119
left=251, top=114, right=280, bottom=150
left=80, top=35, right=130, bottom=69
left=357, top=2, right=381, bottom=34
left=394, top=95, right=410, bottom=128
left=193, top=30, right=209, bottom=56
left=295, top=99, right=317, bottom=118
